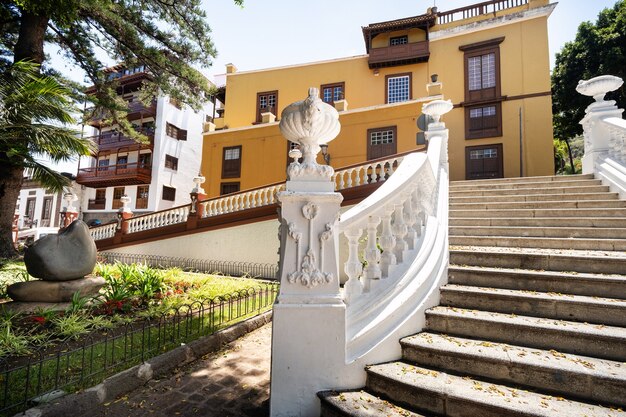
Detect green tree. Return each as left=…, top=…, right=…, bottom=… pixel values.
left=0, top=0, right=242, bottom=257
left=552, top=0, right=626, bottom=144
left=0, top=61, right=93, bottom=257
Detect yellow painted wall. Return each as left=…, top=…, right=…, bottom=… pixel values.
left=371, top=28, right=427, bottom=48
left=207, top=2, right=555, bottom=190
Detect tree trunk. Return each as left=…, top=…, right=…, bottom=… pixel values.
left=0, top=10, right=49, bottom=257
left=13, top=11, right=49, bottom=64
left=0, top=163, right=24, bottom=258
left=563, top=137, right=575, bottom=174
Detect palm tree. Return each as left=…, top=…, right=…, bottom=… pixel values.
left=0, top=61, right=93, bottom=258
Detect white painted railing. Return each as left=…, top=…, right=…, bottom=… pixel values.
left=126, top=206, right=190, bottom=233
left=89, top=222, right=116, bottom=240
left=270, top=88, right=451, bottom=417
left=578, top=75, right=626, bottom=198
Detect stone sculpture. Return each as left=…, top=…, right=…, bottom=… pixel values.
left=8, top=220, right=105, bottom=303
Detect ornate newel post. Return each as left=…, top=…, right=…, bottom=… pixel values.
left=117, top=195, right=133, bottom=235
left=270, top=88, right=345, bottom=417
left=577, top=75, right=624, bottom=173
left=60, top=193, right=79, bottom=228
left=188, top=174, right=207, bottom=229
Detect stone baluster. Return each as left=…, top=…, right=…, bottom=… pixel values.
left=403, top=189, right=418, bottom=250
left=343, top=226, right=363, bottom=304
left=379, top=206, right=396, bottom=278
left=362, top=215, right=382, bottom=291
left=392, top=198, right=409, bottom=263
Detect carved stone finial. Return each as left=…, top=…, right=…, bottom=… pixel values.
left=576, top=75, right=623, bottom=103
left=63, top=192, right=78, bottom=212
left=422, top=99, right=453, bottom=131
left=119, top=194, right=132, bottom=213
left=192, top=173, right=206, bottom=194
left=279, top=88, right=340, bottom=182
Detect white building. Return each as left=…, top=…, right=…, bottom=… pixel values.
left=76, top=65, right=216, bottom=224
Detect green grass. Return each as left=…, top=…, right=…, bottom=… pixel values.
left=0, top=260, right=28, bottom=299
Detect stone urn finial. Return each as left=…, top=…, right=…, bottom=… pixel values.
left=279, top=88, right=340, bottom=181
left=576, top=75, right=623, bottom=104
left=422, top=99, right=453, bottom=130
left=119, top=194, right=132, bottom=213
left=192, top=173, right=206, bottom=194
left=63, top=192, right=78, bottom=212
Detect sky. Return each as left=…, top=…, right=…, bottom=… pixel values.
left=47, top=0, right=618, bottom=172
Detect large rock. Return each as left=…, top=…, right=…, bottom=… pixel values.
left=7, top=275, right=105, bottom=303
left=24, top=220, right=97, bottom=281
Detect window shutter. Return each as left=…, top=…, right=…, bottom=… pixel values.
left=177, top=129, right=187, bottom=141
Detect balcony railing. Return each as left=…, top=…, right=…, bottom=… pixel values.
left=76, top=162, right=152, bottom=188
left=437, top=0, right=528, bottom=25
left=368, top=40, right=430, bottom=68
left=88, top=129, right=154, bottom=152
left=87, top=99, right=157, bottom=125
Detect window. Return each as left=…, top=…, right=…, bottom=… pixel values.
left=460, top=37, right=504, bottom=103
left=256, top=91, right=278, bottom=123
left=95, top=189, right=106, bottom=201
left=466, top=144, right=503, bottom=179
left=136, top=186, right=149, bottom=209
left=117, top=155, right=128, bottom=169
left=390, top=35, right=408, bottom=46
left=162, top=186, right=176, bottom=201
left=25, top=198, right=36, bottom=226
left=386, top=73, right=411, bottom=104
left=139, top=153, right=151, bottom=168
left=41, top=197, right=53, bottom=220
left=222, top=145, right=242, bottom=178
left=320, top=82, right=345, bottom=104
left=164, top=154, right=178, bottom=171
left=465, top=103, right=502, bottom=139
left=166, top=122, right=187, bottom=141
left=112, top=187, right=125, bottom=209
left=367, top=126, right=397, bottom=160
left=220, top=182, right=240, bottom=195
left=98, top=158, right=110, bottom=172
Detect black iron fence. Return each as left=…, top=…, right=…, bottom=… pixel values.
left=99, top=252, right=279, bottom=280
left=0, top=285, right=278, bottom=416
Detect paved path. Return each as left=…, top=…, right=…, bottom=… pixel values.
left=88, top=323, right=273, bottom=417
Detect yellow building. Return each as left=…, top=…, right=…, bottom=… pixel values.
left=202, top=0, right=555, bottom=196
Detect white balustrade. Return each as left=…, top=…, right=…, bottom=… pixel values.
left=578, top=75, right=626, bottom=198
left=125, top=206, right=189, bottom=234
left=89, top=223, right=116, bottom=240
left=270, top=88, right=451, bottom=417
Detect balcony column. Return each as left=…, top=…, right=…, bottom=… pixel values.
left=187, top=174, right=207, bottom=230
left=60, top=193, right=79, bottom=229
left=270, top=88, right=344, bottom=417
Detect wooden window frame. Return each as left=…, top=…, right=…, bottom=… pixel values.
left=165, top=122, right=187, bottom=141
left=162, top=185, right=176, bottom=201
left=385, top=73, right=412, bottom=104
left=320, top=82, right=345, bottom=105
left=256, top=90, right=278, bottom=123
left=136, top=185, right=149, bottom=209
left=367, top=126, right=398, bottom=160
left=220, top=182, right=240, bottom=196
left=222, top=145, right=242, bottom=179
left=112, top=187, right=125, bottom=209
left=40, top=196, right=53, bottom=220
left=460, top=37, right=504, bottom=104
left=389, top=35, right=408, bottom=46
left=465, top=102, right=503, bottom=139
left=465, top=143, right=504, bottom=180
left=164, top=154, right=178, bottom=171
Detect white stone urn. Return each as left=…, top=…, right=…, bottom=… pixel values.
left=422, top=99, right=453, bottom=130
left=119, top=194, right=132, bottom=213
left=192, top=174, right=206, bottom=194
left=576, top=75, right=623, bottom=104
left=63, top=192, right=78, bottom=212
left=279, top=88, right=340, bottom=181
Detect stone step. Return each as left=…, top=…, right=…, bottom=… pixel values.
left=400, top=333, right=626, bottom=408
left=449, top=235, right=626, bottom=251
left=450, top=174, right=595, bottom=186
left=425, top=306, right=626, bottom=362
left=450, top=199, right=626, bottom=210
left=450, top=192, right=619, bottom=204
left=366, top=361, right=617, bottom=417
left=450, top=185, right=609, bottom=198
left=449, top=225, right=626, bottom=239
left=449, top=217, right=626, bottom=228
left=449, top=247, right=626, bottom=275
left=450, top=207, right=626, bottom=218
left=440, top=284, right=626, bottom=327
left=447, top=265, right=626, bottom=299
left=449, top=179, right=602, bottom=192
left=318, top=390, right=427, bottom=417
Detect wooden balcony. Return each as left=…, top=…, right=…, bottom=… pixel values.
left=368, top=40, right=430, bottom=68
left=88, top=130, right=154, bottom=153
left=76, top=162, right=152, bottom=188
left=87, top=99, right=157, bottom=127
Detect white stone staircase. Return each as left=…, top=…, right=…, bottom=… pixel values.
left=319, top=174, right=626, bottom=416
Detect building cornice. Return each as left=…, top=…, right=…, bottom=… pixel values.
left=224, top=55, right=368, bottom=77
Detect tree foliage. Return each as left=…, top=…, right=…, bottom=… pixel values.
left=552, top=0, right=626, bottom=141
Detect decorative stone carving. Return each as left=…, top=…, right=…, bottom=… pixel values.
left=288, top=249, right=334, bottom=288
left=280, top=88, right=340, bottom=181
left=422, top=99, right=453, bottom=130
left=576, top=75, right=623, bottom=107
left=192, top=174, right=206, bottom=194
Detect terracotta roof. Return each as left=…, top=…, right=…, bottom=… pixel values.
left=363, top=13, right=436, bottom=34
